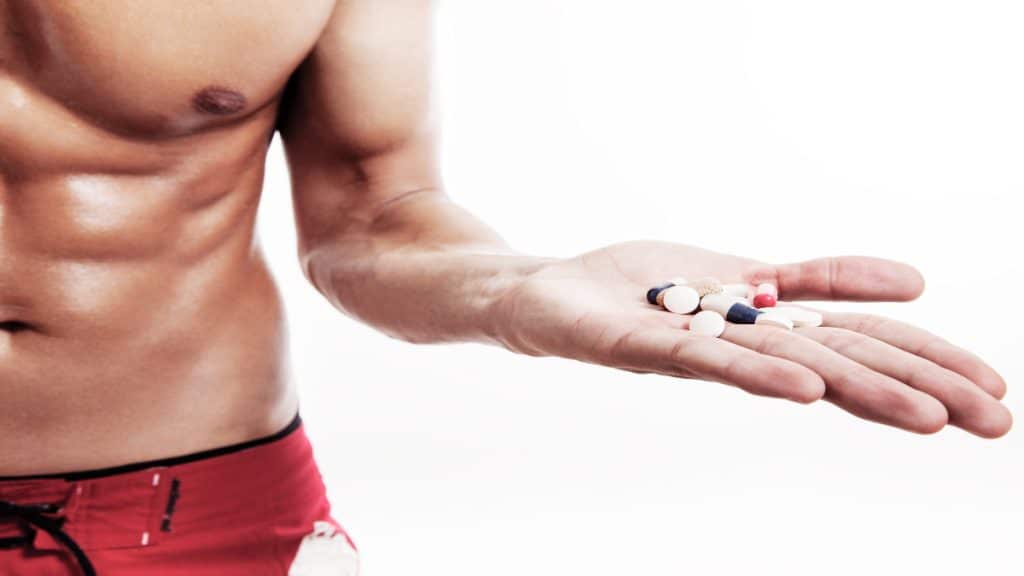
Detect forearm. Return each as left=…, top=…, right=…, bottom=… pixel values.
left=301, top=189, right=558, bottom=345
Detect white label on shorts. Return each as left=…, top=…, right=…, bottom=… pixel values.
left=288, top=521, right=360, bottom=576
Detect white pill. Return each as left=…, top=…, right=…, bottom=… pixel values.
left=669, top=277, right=689, bottom=287
left=662, top=285, right=701, bottom=314
left=698, top=293, right=734, bottom=316
left=722, top=283, right=751, bottom=298
left=689, top=310, right=726, bottom=337
left=754, top=312, right=793, bottom=330
left=756, top=283, right=778, bottom=297
left=771, top=306, right=823, bottom=328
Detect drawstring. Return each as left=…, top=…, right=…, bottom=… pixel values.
left=0, top=500, right=97, bottom=576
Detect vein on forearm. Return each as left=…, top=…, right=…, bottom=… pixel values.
left=302, top=186, right=552, bottom=345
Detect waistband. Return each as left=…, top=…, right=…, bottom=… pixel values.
left=0, top=412, right=324, bottom=570
left=0, top=412, right=302, bottom=482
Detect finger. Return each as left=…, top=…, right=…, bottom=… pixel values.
left=603, top=326, right=826, bottom=403
left=801, top=326, right=1012, bottom=438
left=821, top=311, right=1008, bottom=400
left=744, top=256, right=925, bottom=302
left=721, top=324, right=949, bottom=434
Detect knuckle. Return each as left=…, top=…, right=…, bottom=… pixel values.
left=815, top=327, right=864, bottom=356
left=667, top=334, right=691, bottom=365
left=914, top=405, right=949, bottom=434
left=827, top=257, right=841, bottom=299
left=910, top=336, right=945, bottom=358
left=718, top=353, right=746, bottom=384
left=605, top=328, right=639, bottom=365
left=887, top=388, right=948, bottom=434
left=848, top=313, right=890, bottom=333
left=753, top=329, right=798, bottom=357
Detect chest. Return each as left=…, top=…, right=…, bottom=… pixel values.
left=0, top=0, right=336, bottom=136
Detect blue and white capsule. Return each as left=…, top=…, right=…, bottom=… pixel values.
left=699, top=294, right=762, bottom=324
left=646, top=282, right=676, bottom=306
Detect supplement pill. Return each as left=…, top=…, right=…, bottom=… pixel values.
left=701, top=294, right=762, bottom=324
left=772, top=306, right=823, bottom=328
left=646, top=282, right=675, bottom=306
left=685, top=277, right=724, bottom=297
left=725, top=302, right=762, bottom=324
left=756, top=283, right=778, bottom=298
left=722, top=284, right=751, bottom=298
left=689, top=310, right=726, bottom=337
left=755, top=313, right=794, bottom=330
left=662, top=285, right=701, bottom=314
left=752, top=293, right=777, bottom=308
left=699, top=294, right=734, bottom=316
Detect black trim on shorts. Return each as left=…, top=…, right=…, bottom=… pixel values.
left=0, top=412, right=302, bottom=482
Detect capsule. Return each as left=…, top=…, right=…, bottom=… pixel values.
left=752, top=293, right=777, bottom=308
left=646, top=282, right=675, bottom=306
left=699, top=294, right=762, bottom=324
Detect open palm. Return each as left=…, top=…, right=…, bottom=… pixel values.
left=492, top=241, right=1011, bottom=437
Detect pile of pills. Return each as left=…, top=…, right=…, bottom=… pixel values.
left=645, top=277, right=822, bottom=338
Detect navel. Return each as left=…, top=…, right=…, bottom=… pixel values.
left=192, top=86, right=247, bottom=115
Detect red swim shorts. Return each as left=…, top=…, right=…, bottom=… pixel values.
left=0, top=413, right=360, bottom=575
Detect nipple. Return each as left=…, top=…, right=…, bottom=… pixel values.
left=192, top=86, right=247, bottom=115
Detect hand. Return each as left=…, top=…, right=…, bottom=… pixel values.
left=490, top=241, right=1011, bottom=437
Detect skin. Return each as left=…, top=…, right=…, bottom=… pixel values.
left=0, top=1, right=1011, bottom=476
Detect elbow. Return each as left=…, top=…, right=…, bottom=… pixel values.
left=297, top=241, right=348, bottom=304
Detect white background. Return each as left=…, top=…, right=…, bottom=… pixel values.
left=256, top=2, right=1024, bottom=574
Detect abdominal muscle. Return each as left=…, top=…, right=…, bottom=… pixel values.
left=0, top=117, right=299, bottom=477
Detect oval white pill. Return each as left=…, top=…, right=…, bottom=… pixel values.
left=689, top=310, right=726, bottom=337
left=771, top=306, right=823, bottom=328
left=722, top=284, right=751, bottom=298
left=662, top=285, right=701, bottom=314
left=698, top=293, right=734, bottom=316
left=756, top=283, right=778, bottom=297
left=754, top=313, right=793, bottom=330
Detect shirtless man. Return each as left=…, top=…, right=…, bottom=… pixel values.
left=0, top=1, right=1012, bottom=574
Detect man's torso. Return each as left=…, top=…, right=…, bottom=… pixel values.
left=0, top=0, right=338, bottom=475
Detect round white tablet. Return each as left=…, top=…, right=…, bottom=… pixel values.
left=771, top=306, right=823, bottom=328
left=689, top=310, right=726, bottom=337
left=662, top=285, right=701, bottom=314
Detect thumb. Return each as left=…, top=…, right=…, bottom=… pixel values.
left=743, top=256, right=925, bottom=302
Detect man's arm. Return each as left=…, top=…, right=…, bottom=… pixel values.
left=279, top=0, right=549, bottom=345
left=278, top=0, right=1010, bottom=437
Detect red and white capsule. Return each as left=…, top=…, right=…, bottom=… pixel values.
left=752, top=283, right=778, bottom=309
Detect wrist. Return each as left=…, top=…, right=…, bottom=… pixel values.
left=312, top=243, right=562, bottom=346
left=477, top=252, right=562, bottom=348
